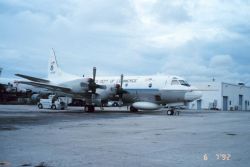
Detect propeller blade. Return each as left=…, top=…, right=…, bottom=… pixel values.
left=120, top=74, right=124, bottom=88
left=119, top=74, right=124, bottom=99
left=93, top=67, right=96, bottom=83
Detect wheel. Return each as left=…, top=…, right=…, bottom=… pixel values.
left=85, top=105, right=95, bottom=112
left=130, top=106, right=138, bottom=112
left=112, top=102, right=119, bottom=107
left=60, top=102, right=65, bottom=110
left=51, top=104, right=56, bottom=110
left=38, top=103, right=43, bottom=109
left=167, top=110, right=171, bottom=115
left=171, top=110, right=174, bottom=115
left=90, top=105, right=95, bottom=112
left=167, top=110, right=174, bottom=115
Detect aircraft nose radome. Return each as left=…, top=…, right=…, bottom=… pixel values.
left=184, top=91, right=202, bottom=101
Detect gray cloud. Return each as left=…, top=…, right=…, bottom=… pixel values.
left=0, top=0, right=250, bottom=84
left=152, top=1, right=192, bottom=23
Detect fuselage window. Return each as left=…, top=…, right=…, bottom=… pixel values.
left=171, top=80, right=179, bottom=85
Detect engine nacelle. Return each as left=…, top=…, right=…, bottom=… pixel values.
left=97, top=84, right=117, bottom=96
left=132, top=102, right=160, bottom=110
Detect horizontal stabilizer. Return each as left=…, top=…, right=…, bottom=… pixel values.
left=15, top=74, right=50, bottom=83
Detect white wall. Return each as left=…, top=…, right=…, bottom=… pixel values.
left=222, top=83, right=250, bottom=111
left=189, top=82, right=250, bottom=111
left=190, top=82, right=221, bottom=110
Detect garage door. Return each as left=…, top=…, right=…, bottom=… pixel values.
left=223, top=96, right=228, bottom=111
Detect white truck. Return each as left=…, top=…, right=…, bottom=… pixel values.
left=106, top=101, right=123, bottom=107
left=37, top=95, right=71, bottom=110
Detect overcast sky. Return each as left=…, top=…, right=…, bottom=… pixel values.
left=0, top=0, right=250, bottom=84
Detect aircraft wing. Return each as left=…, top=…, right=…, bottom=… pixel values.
left=17, top=81, right=72, bottom=93
left=15, top=74, right=50, bottom=83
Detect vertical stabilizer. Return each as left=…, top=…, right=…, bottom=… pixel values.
left=47, top=49, right=79, bottom=83
left=48, top=48, right=60, bottom=80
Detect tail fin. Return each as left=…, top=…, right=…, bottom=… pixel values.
left=47, top=49, right=79, bottom=83
left=48, top=48, right=61, bottom=80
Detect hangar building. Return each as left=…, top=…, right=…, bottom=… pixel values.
left=189, top=81, right=250, bottom=111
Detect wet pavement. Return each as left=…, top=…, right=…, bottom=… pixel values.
left=0, top=105, right=250, bottom=167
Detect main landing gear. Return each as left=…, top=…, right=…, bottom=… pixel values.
left=166, top=108, right=180, bottom=116
left=129, top=106, right=138, bottom=112
left=84, top=105, right=95, bottom=112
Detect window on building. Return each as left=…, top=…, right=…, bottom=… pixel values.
left=229, top=101, right=231, bottom=105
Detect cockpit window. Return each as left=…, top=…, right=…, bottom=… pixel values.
left=171, top=80, right=179, bottom=85
left=179, top=80, right=190, bottom=87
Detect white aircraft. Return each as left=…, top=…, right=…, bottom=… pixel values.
left=16, top=50, right=202, bottom=114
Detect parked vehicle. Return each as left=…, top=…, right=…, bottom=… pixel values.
left=37, top=95, right=70, bottom=110
left=106, top=101, right=122, bottom=107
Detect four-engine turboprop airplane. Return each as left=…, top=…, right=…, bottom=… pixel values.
left=16, top=50, right=202, bottom=114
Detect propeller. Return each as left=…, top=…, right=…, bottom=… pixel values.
left=88, top=67, right=106, bottom=93
left=88, top=67, right=96, bottom=93
left=88, top=67, right=106, bottom=105
left=88, top=67, right=97, bottom=105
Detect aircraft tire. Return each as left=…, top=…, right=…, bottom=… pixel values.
left=113, top=102, right=119, bottom=107
left=85, top=105, right=95, bottom=112
left=38, top=103, right=43, bottom=109
left=51, top=104, right=56, bottom=110
left=167, top=110, right=174, bottom=115
left=91, top=105, right=95, bottom=112
left=171, top=110, right=174, bottom=115
left=130, top=106, right=138, bottom=112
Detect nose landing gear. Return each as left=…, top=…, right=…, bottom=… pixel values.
left=166, top=108, right=180, bottom=116
left=167, top=109, right=174, bottom=115
left=84, top=105, right=95, bottom=112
